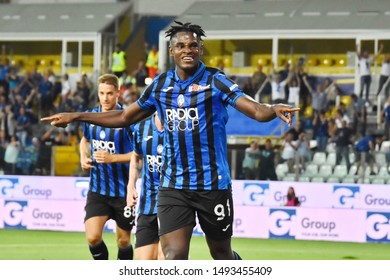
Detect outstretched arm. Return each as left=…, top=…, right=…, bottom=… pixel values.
left=235, top=95, right=300, bottom=126
left=41, top=102, right=154, bottom=128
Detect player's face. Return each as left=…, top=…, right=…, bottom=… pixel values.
left=169, top=31, right=203, bottom=80
left=98, top=82, right=118, bottom=112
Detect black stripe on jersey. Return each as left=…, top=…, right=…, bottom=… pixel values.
left=205, top=69, right=219, bottom=190
left=102, top=128, right=110, bottom=196
left=120, top=127, right=130, bottom=196
left=138, top=120, right=147, bottom=214
left=92, top=125, right=101, bottom=194
left=190, top=76, right=207, bottom=188
left=177, top=87, right=190, bottom=186
left=190, top=90, right=203, bottom=186
left=163, top=85, right=178, bottom=187
left=149, top=133, right=162, bottom=213
left=154, top=72, right=168, bottom=125
left=156, top=75, right=177, bottom=188
left=111, top=128, right=119, bottom=197
left=214, top=76, right=239, bottom=105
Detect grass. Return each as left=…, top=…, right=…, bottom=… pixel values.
left=0, top=229, right=390, bottom=260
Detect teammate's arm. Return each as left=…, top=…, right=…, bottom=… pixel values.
left=93, top=150, right=133, bottom=164
left=127, top=152, right=142, bottom=207
left=41, top=102, right=153, bottom=128
left=80, top=137, right=94, bottom=171
left=235, top=95, right=300, bottom=126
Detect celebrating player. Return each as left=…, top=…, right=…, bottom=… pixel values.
left=42, top=21, right=299, bottom=260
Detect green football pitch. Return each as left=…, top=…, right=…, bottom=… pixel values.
left=0, top=229, right=389, bottom=260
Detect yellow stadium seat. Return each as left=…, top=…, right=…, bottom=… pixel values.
left=54, top=145, right=80, bottom=176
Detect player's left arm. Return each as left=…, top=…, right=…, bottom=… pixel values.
left=235, top=95, right=300, bottom=126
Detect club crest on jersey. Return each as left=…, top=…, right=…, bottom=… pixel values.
left=177, top=94, right=185, bottom=108
left=189, top=84, right=211, bottom=92
left=99, top=130, right=106, bottom=140
left=157, top=144, right=163, bottom=155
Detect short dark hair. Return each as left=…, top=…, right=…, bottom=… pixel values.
left=165, top=21, right=206, bottom=43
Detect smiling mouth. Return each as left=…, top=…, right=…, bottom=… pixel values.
left=182, top=56, right=194, bottom=62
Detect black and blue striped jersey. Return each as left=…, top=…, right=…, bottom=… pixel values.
left=133, top=115, right=164, bottom=215
left=137, top=61, right=245, bottom=191
left=82, top=105, right=133, bottom=197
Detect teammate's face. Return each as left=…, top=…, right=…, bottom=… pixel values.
left=169, top=31, right=203, bottom=80
left=98, top=82, right=118, bottom=112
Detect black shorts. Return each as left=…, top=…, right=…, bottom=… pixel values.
left=84, top=191, right=135, bottom=231
left=135, top=214, right=159, bottom=248
left=157, top=187, right=234, bottom=241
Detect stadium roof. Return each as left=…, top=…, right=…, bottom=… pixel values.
left=168, top=0, right=390, bottom=39
left=0, top=2, right=131, bottom=40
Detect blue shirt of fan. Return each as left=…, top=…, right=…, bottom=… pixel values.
left=137, top=61, right=246, bottom=191
left=133, top=116, right=164, bottom=215
left=82, top=104, right=133, bottom=197
left=355, top=136, right=374, bottom=152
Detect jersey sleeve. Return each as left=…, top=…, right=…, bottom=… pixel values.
left=136, top=82, right=156, bottom=111
left=213, top=73, right=246, bottom=107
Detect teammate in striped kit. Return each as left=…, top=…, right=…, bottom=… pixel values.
left=127, top=113, right=165, bottom=260
left=42, top=22, right=299, bottom=260
left=80, top=73, right=135, bottom=260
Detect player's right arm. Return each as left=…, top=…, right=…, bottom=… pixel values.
left=127, top=152, right=142, bottom=207
left=80, top=137, right=94, bottom=171
left=41, top=102, right=154, bottom=128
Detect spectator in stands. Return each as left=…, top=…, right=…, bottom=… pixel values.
left=283, top=120, right=304, bottom=141
left=242, top=140, right=261, bottom=180
left=297, top=131, right=312, bottom=169
left=111, top=43, right=127, bottom=78
left=0, top=58, right=11, bottom=96
left=1, top=104, right=16, bottom=143
left=304, top=77, right=327, bottom=116
left=15, top=106, right=30, bottom=147
left=133, top=60, right=148, bottom=93
left=119, top=70, right=136, bottom=90
left=38, top=72, right=54, bottom=117
left=297, top=65, right=311, bottom=120
left=7, top=67, right=21, bottom=97
left=258, top=138, right=278, bottom=181
left=334, top=108, right=350, bottom=128
left=3, top=135, right=19, bottom=175
left=77, top=73, right=94, bottom=110
left=382, top=96, right=390, bottom=140
left=270, top=67, right=294, bottom=104
left=251, top=64, right=270, bottom=103
left=312, top=110, right=329, bottom=152
left=284, top=186, right=301, bottom=207
left=59, top=73, right=72, bottom=111
left=323, top=77, right=339, bottom=111
left=287, top=77, right=300, bottom=107
left=377, top=54, right=390, bottom=99
left=356, top=43, right=383, bottom=102
left=354, top=134, right=384, bottom=175
left=145, top=44, right=159, bottom=79
left=36, top=127, right=58, bottom=175
left=281, top=132, right=298, bottom=173
left=334, top=119, right=353, bottom=171
left=349, top=93, right=367, bottom=137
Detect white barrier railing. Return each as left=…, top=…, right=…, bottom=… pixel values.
left=1, top=176, right=390, bottom=242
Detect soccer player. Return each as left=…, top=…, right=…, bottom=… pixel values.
left=127, top=113, right=165, bottom=260
left=80, top=73, right=135, bottom=260
left=42, top=21, right=299, bottom=260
